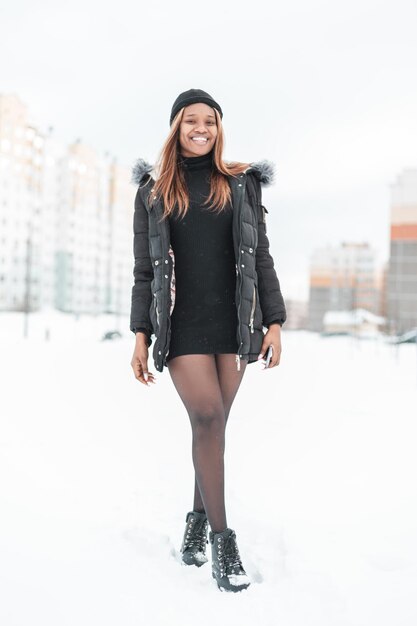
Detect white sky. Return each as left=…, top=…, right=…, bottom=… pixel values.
left=1, top=0, right=417, bottom=300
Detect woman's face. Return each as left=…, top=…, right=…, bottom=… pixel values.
left=178, top=102, right=218, bottom=157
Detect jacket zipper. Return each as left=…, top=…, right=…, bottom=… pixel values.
left=164, top=245, right=176, bottom=361
left=152, top=198, right=171, bottom=369
left=249, top=285, right=256, bottom=334
left=154, top=293, right=160, bottom=327
left=235, top=176, right=246, bottom=371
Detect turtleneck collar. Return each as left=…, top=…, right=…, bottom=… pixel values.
left=178, top=148, right=214, bottom=171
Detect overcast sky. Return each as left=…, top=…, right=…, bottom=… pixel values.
left=1, top=0, right=416, bottom=300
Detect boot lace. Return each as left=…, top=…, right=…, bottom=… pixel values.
left=219, top=531, right=244, bottom=573
left=182, top=516, right=208, bottom=552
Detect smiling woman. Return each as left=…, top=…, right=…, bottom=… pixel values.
left=130, top=87, right=286, bottom=593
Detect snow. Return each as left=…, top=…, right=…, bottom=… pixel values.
left=226, top=572, right=251, bottom=587
left=323, top=308, right=386, bottom=326
left=1, top=310, right=416, bottom=625
left=189, top=549, right=208, bottom=564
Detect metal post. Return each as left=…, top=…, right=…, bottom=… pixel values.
left=23, top=225, right=32, bottom=338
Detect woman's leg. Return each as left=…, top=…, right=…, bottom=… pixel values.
left=214, top=353, right=248, bottom=424
left=192, top=354, right=247, bottom=512
left=191, top=353, right=248, bottom=513
left=167, top=353, right=247, bottom=529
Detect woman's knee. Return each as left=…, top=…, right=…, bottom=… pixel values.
left=189, top=403, right=226, bottom=432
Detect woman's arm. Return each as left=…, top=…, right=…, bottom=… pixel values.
left=251, top=176, right=287, bottom=328
left=130, top=186, right=154, bottom=346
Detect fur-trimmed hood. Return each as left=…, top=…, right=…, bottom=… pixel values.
left=131, top=157, right=275, bottom=187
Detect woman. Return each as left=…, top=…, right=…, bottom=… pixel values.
left=130, top=89, right=286, bottom=592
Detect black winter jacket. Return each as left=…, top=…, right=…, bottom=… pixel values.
left=130, top=158, right=286, bottom=373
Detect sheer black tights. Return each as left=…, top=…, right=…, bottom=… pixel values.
left=167, top=354, right=247, bottom=533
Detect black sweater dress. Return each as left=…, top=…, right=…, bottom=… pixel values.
left=165, top=149, right=239, bottom=361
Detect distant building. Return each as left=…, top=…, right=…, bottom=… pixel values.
left=0, top=93, right=135, bottom=316
left=0, top=94, right=46, bottom=311
left=53, top=140, right=112, bottom=314
left=282, top=299, right=308, bottom=330
left=107, top=160, right=137, bottom=317
left=387, top=169, right=417, bottom=334
left=308, top=242, right=380, bottom=332
left=378, top=261, right=389, bottom=322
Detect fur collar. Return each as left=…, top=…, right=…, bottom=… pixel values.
left=131, top=158, right=275, bottom=187
left=131, top=158, right=154, bottom=187
left=246, top=160, right=275, bottom=186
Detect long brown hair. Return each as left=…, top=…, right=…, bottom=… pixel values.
left=149, top=107, right=250, bottom=220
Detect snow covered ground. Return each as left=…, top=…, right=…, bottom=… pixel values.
left=1, top=310, right=416, bottom=626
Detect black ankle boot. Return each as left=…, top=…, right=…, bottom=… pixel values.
left=180, top=511, right=209, bottom=567
left=209, top=527, right=251, bottom=592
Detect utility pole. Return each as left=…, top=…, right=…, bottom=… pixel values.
left=116, top=261, right=122, bottom=331
left=23, top=223, right=32, bottom=338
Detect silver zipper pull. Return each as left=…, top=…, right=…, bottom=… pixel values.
left=249, top=286, right=256, bottom=334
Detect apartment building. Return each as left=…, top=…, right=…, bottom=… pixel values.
left=387, top=168, right=417, bottom=334
left=107, top=161, right=137, bottom=318
left=0, top=93, right=136, bottom=317
left=0, top=94, right=50, bottom=311
left=308, top=242, right=379, bottom=332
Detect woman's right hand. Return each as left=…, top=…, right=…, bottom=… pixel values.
left=131, top=333, right=156, bottom=386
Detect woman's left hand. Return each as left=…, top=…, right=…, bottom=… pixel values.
left=258, top=324, right=282, bottom=368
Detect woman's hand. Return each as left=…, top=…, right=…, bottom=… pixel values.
left=258, top=324, right=282, bottom=369
left=131, top=333, right=156, bottom=386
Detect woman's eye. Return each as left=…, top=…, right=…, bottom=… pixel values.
left=185, top=120, right=215, bottom=125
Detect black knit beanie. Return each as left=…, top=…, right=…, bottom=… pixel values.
left=169, top=88, right=223, bottom=126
